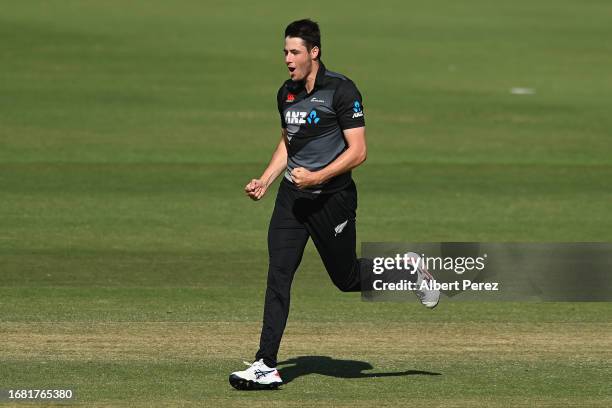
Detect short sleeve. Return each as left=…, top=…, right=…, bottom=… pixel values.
left=277, top=85, right=287, bottom=128
left=333, top=80, right=365, bottom=130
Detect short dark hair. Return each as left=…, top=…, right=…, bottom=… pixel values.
left=285, top=19, right=321, bottom=60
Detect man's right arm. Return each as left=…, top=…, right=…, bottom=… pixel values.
left=244, top=129, right=288, bottom=201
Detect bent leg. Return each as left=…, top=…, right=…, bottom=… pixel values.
left=305, top=182, right=372, bottom=292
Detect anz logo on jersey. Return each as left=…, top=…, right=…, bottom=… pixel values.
left=285, top=110, right=320, bottom=125
left=352, top=101, right=364, bottom=118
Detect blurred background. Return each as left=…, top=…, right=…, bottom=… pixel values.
left=1, top=1, right=611, bottom=405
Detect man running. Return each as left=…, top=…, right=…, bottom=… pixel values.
left=229, top=19, right=439, bottom=390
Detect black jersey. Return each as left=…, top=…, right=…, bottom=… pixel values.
left=277, top=62, right=365, bottom=194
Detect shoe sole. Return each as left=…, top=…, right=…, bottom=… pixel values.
left=423, top=300, right=439, bottom=309
left=419, top=287, right=440, bottom=309
left=407, top=252, right=440, bottom=309
left=229, top=374, right=282, bottom=391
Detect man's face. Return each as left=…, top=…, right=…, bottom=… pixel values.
left=284, top=36, right=318, bottom=81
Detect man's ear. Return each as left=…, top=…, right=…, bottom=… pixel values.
left=311, top=46, right=320, bottom=60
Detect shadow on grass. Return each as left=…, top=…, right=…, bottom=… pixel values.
left=277, top=355, right=441, bottom=384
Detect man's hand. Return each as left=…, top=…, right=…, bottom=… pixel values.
left=245, top=178, right=268, bottom=201
left=291, top=167, right=321, bottom=189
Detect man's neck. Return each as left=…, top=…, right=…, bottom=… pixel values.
left=304, top=60, right=320, bottom=94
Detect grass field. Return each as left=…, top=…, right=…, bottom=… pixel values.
left=1, top=0, right=612, bottom=406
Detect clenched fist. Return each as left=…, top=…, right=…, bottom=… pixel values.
left=291, top=167, right=321, bottom=189
left=244, top=178, right=268, bottom=201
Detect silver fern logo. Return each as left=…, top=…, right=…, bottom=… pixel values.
left=334, top=220, right=348, bottom=236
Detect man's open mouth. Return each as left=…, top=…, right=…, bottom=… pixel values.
left=288, top=67, right=296, bottom=73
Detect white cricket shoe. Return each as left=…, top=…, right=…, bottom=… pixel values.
left=406, top=252, right=440, bottom=309
left=229, top=359, right=282, bottom=390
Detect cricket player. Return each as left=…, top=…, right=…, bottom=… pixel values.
left=229, top=19, right=439, bottom=390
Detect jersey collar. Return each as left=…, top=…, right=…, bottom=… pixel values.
left=313, top=61, right=326, bottom=91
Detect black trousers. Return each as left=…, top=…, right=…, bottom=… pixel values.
left=255, top=179, right=372, bottom=367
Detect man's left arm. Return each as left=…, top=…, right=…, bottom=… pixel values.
left=291, top=127, right=366, bottom=188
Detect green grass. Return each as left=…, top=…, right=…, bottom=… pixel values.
left=1, top=0, right=612, bottom=406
